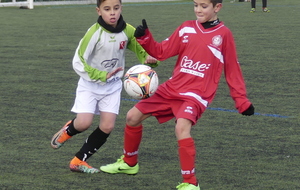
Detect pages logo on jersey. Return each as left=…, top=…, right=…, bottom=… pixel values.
left=212, top=35, right=222, bottom=47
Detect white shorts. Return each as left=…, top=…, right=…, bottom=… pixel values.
left=71, top=78, right=122, bottom=115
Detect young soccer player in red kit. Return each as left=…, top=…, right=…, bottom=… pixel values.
left=100, top=0, right=255, bottom=189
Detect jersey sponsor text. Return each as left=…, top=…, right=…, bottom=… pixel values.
left=180, top=56, right=211, bottom=78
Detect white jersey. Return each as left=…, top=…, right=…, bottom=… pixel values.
left=71, top=17, right=152, bottom=113
left=72, top=22, right=149, bottom=88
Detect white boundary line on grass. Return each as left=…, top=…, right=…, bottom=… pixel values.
left=0, top=0, right=178, bottom=8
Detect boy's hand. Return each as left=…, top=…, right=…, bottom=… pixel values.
left=107, top=67, right=123, bottom=79
left=144, top=55, right=157, bottom=64
left=241, top=104, right=255, bottom=116
left=134, top=19, right=148, bottom=38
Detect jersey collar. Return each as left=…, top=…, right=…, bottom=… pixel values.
left=97, top=15, right=126, bottom=33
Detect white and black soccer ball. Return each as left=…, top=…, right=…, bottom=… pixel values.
left=123, top=64, right=159, bottom=100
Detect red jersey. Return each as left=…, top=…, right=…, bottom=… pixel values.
left=136, top=20, right=251, bottom=113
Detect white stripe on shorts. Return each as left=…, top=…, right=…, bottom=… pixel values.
left=179, top=92, right=208, bottom=107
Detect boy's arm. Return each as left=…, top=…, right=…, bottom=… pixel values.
left=125, top=23, right=159, bottom=68
left=73, top=24, right=108, bottom=83
left=223, top=30, right=254, bottom=115
left=134, top=19, right=181, bottom=61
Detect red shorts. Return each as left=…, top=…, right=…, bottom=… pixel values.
left=135, top=92, right=204, bottom=125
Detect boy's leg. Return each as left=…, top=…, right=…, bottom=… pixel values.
left=71, top=112, right=116, bottom=173
left=178, top=138, right=197, bottom=185
left=100, top=107, right=148, bottom=174
left=74, top=127, right=110, bottom=161
left=262, top=0, right=270, bottom=12
left=123, top=124, right=143, bottom=166
left=99, top=124, right=142, bottom=174
left=51, top=118, right=82, bottom=149
left=70, top=127, right=109, bottom=173
left=175, top=119, right=198, bottom=187
left=250, top=0, right=256, bottom=12
left=262, top=0, right=267, bottom=7
left=251, top=0, right=256, bottom=8
left=74, top=112, right=116, bottom=160
left=123, top=106, right=152, bottom=165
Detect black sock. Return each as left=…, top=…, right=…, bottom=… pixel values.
left=75, top=127, right=110, bottom=161
left=251, top=0, right=256, bottom=8
left=262, top=0, right=267, bottom=8
left=66, top=118, right=81, bottom=136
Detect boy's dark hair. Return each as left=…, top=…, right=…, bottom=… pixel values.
left=97, top=0, right=122, bottom=7
left=211, top=0, right=222, bottom=6
left=97, top=0, right=104, bottom=7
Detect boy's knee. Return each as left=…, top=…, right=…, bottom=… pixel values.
left=74, top=118, right=92, bottom=130
left=99, top=122, right=114, bottom=133
left=126, top=109, right=141, bottom=126
left=126, top=111, right=135, bottom=125
left=175, top=119, right=192, bottom=140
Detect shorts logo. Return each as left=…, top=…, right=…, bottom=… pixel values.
left=184, top=106, right=193, bottom=114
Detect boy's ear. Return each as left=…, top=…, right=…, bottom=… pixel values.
left=96, top=7, right=101, bottom=16
left=214, top=3, right=222, bottom=13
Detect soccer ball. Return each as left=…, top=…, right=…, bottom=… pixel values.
left=124, top=64, right=159, bottom=100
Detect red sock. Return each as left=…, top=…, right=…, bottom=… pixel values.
left=178, top=138, right=198, bottom=186
left=123, top=124, right=143, bottom=166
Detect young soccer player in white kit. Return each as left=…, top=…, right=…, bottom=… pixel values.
left=50, top=0, right=157, bottom=173
left=100, top=0, right=254, bottom=189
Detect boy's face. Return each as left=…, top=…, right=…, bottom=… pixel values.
left=96, top=0, right=122, bottom=28
left=193, top=0, right=222, bottom=23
